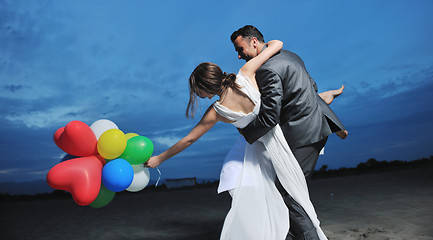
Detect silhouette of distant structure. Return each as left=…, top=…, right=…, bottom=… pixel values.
left=165, top=177, right=197, bottom=189
left=313, top=156, right=433, bottom=178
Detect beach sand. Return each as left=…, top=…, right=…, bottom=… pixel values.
left=1, top=165, right=432, bottom=240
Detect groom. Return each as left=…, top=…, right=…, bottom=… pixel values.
left=231, top=25, right=346, bottom=239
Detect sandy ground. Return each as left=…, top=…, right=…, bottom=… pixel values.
left=1, top=166, right=432, bottom=240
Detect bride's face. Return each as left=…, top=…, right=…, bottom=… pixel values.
left=233, top=36, right=257, bottom=61
left=196, top=89, right=215, bottom=99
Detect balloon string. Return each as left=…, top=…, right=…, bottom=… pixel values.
left=155, top=167, right=161, bottom=187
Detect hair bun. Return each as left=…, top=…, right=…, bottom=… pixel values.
left=222, top=72, right=236, bottom=87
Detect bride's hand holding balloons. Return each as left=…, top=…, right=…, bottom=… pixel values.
left=145, top=155, right=163, bottom=168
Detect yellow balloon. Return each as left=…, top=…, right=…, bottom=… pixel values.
left=125, top=133, right=139, bottom=141
left=97, top=129, right=127, bottom=160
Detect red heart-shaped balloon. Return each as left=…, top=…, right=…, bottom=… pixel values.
left=54, top=120, right=98, bottom=157
left=47, top=156, right=103, bottom=206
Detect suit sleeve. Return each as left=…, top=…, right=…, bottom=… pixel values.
left=240, top=68, right=283, bottom=144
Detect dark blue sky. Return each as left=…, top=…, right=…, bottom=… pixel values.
left=1, top=0, right=432, bottom=189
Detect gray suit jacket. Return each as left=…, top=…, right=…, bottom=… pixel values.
left=241, top=49, right=345, bottom=148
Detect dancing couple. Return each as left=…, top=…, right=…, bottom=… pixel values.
left=146, top=25, right=347, bottom=240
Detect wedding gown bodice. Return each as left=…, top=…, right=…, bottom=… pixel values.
left=212, top=71, right=261, bottom=128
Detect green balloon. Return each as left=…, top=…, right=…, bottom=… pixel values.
left=119, top=136, right=154, bottom=165
left=89, top=184, right=116, bottom=208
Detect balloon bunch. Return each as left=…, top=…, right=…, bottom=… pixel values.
left=46, top=119, right=154, bottom=208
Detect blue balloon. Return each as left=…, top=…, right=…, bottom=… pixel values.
left=102, top=158, right=134, bottom=192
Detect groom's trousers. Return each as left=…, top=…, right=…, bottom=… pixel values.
left=276, top=137, right=328, bottom=240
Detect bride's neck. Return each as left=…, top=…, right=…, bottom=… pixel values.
left=219, top=87, right=231, bottom=103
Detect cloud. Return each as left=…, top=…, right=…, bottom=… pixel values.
left=339, top=74, right=433, bottom=127
left=153, top=136, right=181, bottom=148
left=151, top=124, right=196, bottom=136
left=3, top=105, right=91, bottom=128
left=360, top=82, right=370, bottom=88
left=29, top=170, right=49, bottom=175
left=4, top=84, right=25, bottom=92
left=0, top=168, right=20, bottom=174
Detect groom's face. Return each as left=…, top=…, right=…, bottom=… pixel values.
left=233, top=36, right=257, bottom=62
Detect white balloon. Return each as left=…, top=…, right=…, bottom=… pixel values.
left=90, top=119, right=119, bottom=140
left=126, top=164, right=150, bottom=192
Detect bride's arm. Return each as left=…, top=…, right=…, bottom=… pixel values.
left=146, top=106, right=223, bottom=168
left=240, top=40, right=283, bottom=80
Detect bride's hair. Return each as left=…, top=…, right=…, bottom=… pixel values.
left=187, top=62, right=240, bottom=118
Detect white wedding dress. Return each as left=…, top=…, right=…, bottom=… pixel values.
left=213, top=71, right=327, bottom=240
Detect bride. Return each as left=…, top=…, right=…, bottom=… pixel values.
left=145, top=40, right=327, bottom=240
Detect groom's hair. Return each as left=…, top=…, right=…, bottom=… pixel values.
left=230, top=25, right=265, bottom=43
